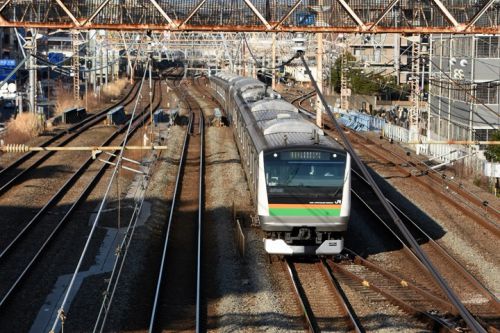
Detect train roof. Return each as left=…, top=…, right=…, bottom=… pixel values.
left=246, top=98, right=342, bottom=152
left=211, top=73, right=344, bottom=152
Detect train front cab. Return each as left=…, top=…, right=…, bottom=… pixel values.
left=257, top=148, right=351, bottom=256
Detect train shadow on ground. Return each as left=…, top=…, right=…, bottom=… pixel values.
left=345, top=165, right=446, bottom=257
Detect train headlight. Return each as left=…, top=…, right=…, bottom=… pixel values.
left=332, top=154, right=337, bottom=158
left=273, top=153, right=278, bottom=158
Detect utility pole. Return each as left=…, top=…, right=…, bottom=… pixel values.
left=72, top=30, right=80, bottom=101
left=99, top=39, right=103, bottom=96
left=105, top=47, right=109, bottom=85
left=26, top=29, right=37, bottom=113
left=409, top=35, right=421, bottom=143
left=252, top=33, right=257, bottom=79
left=316, top=32, right=323, bottom=127
left=271, top=33, right=276, bottom=90
left=149, top=59, right=153, bottom=143
left=394, top=33, right=400, bottom=85
left=311, top=0, right=327, bottom=128
left=91, top=32, right=97, bottom=93
left=340, top=47, right=349, bottom=111
left=242, top=37, right=246, bottom=77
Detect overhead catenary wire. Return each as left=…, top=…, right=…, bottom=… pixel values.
left=93, top=79, right=161, bottom=332
left=242, top=33, right=300, bottom=70
left=298, top=51, right=487, bottom=333
left=92, top=152, right=158, bottom=333
left=49, top=59, right=151, bottom=333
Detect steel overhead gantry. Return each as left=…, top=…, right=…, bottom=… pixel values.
left=0, top=0, right=498, bottom=33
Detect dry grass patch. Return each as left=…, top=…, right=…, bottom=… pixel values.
left=4, top=112, right=43, bottom=144
left=54, top=85, right=82, bottom=116
left=103, top=78, right=129, bottom=99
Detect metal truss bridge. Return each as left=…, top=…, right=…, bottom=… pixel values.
left=0, top=0, right=498, bottom=34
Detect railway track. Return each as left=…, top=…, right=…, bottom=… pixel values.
left=350, top=167, right=500, bottom=331
left=288, top=57, right=488, bottom=332
left=346, top=130, right=500, bottom=235
left=0, top=81, right=147, bottom=264
left=328, top=256, right=456, bottom=331
left=283, top=257, right=362, bottom=333
left=0, top=80, right=141, bottom=195
left=0, top=79, right=161, bottom=312
left=149, top=79, right=205, bottom=332
left=290, top=90, right=499, bottom=236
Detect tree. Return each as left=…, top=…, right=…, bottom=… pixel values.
left=484, top=130, right=500, bottom=162
left=330, top=52, right=407, bottom=97
left=330, top=52, right=355, bottom=94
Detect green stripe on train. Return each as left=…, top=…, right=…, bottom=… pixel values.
left=269, top=208, right=341, bottom=217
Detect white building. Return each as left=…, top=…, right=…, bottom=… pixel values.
left=429, top=35, right=499, bottom=143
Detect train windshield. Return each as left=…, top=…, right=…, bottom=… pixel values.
left=264, top=150, right=346, bottom=197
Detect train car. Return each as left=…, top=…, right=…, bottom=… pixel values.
left=210, top=73, right=351, bottom=256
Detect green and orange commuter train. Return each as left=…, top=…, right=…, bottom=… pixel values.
left=210, top=73, right=351, bottom=256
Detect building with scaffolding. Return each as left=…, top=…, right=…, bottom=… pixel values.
left=429, top=35, right=499, bottom=145
left=348, top=33, right=411, bottom=85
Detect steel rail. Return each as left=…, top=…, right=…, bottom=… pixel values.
left=318, top=260, right=364, bottom=332
left=290, top=90, right=317, bottom=119
left=349, top=182, right=458, bottom=316
left=326, top=259, right=456, bottom=331
left=351, top=132, right=500, bottom=235
left=343, top=250, right=455, bottom=312
left=148, top=75, right=205, bottom=332
left=49, top=64, right=152, bottom=333
left=92, top=81, right=163, bottom=333
left=283, top=258, right=319, bottom=333
left=298, top=52, right=487, bottom=333
left=351, top=167, right=500, bottom=311
left=0, top=80, right=139, bottom=177
left=0, top=81, right=141, bottom=194
left=180, top=75, right=207, bottom=332
left=290, top=90, right=316, bottom=106
left=0, top=80, right=158, bottom=260
left=195, top=95, right=205, bottom=333
left=148, top=108, right=193, bottom=333
left=353, top=166, right=500, bottom=304
left=291, top=94, right=500, bottom=236
left=348, top=170, right=499, bottom=330
left=347, top=129, right=500, bottom=221
left=0, top=80, right=161, bottom=309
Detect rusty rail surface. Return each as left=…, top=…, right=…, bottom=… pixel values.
left=283, top=257, right=363, bottom=333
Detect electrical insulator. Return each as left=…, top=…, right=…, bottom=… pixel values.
left=3, top=144, right=30, bottom=153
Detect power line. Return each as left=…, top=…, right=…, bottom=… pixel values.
left=242, top=33, right=300, bottom=70
left=49, top=59, right=150, bottom=333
